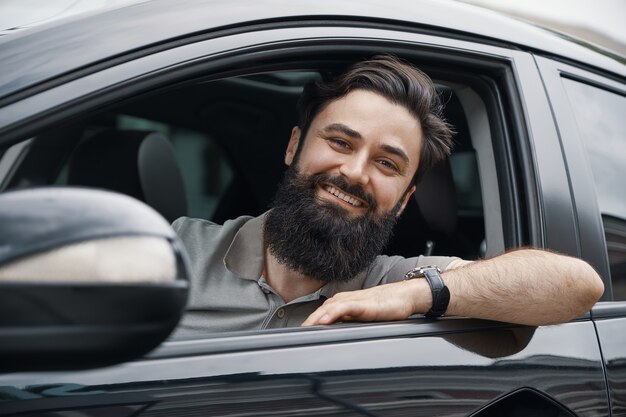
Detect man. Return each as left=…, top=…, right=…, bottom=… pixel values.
left=173, top=56, right=604, bottom=335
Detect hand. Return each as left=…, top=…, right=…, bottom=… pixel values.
left=301, top=279, right=431, bottom=326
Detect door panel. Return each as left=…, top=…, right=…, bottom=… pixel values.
left=0, top=321, right=608, bottom=416
left=595, top=315, right=626, bottom=417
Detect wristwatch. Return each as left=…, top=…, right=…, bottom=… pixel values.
left=404, top=265, right=450, bottom=318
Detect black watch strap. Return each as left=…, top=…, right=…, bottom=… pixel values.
left=404, top=266, right=450, bottom=317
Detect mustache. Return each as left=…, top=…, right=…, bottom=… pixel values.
left=309, top=173, right=377, bottom=210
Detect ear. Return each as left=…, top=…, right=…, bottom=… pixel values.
left=285, top=126, right=301, bottom=166
left=396, top=185, right=416, bottom=217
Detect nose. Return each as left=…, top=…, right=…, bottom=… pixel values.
left=339, top=154, right=370, bottom=186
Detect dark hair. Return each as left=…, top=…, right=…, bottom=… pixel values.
left=296, top=55, right=454, bottom=184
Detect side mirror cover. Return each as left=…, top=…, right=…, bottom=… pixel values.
left=0, top=187, right=189, bottom=371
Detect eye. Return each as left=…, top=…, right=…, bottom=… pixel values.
left=377, top=159, right=399, bottom=172
left=327, top=138, right=351, bottom=150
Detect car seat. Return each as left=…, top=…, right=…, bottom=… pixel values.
left=384, top=158, right=460, bottom=258
left=67, top=129, right=187, bottom=223
left=384, top=91, right=483, bottom=259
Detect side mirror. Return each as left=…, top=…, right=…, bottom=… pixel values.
left=0, top=187, right=189, bottom=371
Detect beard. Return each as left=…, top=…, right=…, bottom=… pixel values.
left=264, top=166, right=403, bottom=283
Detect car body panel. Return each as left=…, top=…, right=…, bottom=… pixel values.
left=534, top=55, right=623, bottom=294
left=0, top=0, right=623, bottom=105
left=0, top=25, right=518, bottom=141
left=505, top=50, right=580, bottom=256
left=595, top=317, right=626, bottom=416
left=0, top=320, right=609, bottom=416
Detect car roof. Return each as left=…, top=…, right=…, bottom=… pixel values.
left=0, top=0, right=624, bottom=103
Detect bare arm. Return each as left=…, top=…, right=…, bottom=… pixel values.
left=302, top=248, right=605, bottom=327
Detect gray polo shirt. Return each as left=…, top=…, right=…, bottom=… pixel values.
left=172, top=213, right=459, bottom=337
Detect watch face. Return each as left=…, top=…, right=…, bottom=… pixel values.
left=405, top=265, right=441, bottom=279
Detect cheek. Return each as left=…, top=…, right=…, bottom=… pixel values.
left=370, top=179, right=408, bottom=212
left=297, top=142, right=341, bottom=173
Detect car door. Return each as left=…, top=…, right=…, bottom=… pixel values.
left=537, top=55, right=626, bottom=416
left=0, top=9, right=612, bottom=417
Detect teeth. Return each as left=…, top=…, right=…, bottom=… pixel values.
left=324, top=186, right=362, bottom=207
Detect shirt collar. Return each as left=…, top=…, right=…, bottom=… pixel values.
left=223, top=212, right=268, bottom=280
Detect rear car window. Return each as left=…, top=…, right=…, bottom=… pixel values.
left=562, top=78, right=626, bottom=300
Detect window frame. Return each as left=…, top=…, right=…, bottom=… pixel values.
left=536, top=56, right=626, bottom=301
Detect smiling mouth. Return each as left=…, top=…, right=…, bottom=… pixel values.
left=322, top=184, right=365, bottom=208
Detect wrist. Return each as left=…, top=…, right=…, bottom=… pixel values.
left=404, top=265, right=450, bottom=317
left=404, top=278, right=433, bottom=315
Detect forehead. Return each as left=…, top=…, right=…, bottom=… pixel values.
left=310, top=89, right=423, bottom=164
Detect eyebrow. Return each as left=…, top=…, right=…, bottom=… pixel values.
left=322, top=123, right=362, bottom=139
left=322, top=122, right=411, bottom=167
left=380, top=144, right=410, bottom=166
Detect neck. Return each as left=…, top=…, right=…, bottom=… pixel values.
left=264, top=246, right=326, bottom=303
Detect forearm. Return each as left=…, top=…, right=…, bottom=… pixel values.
left=302, top=248, right=604, bottom=327
left=425, top=248, right=604, bottom=325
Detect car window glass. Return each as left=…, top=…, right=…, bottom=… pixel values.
left=562, top=78, right=626, bottom=300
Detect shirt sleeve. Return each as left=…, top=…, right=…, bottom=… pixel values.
left=362, top=254, right=465, bottom=287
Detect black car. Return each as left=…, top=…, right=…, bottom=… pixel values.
left=0, top=1, right=625, bottom=415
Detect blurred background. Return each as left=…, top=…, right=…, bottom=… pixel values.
left=0, top=0, right=624, bottom=57
left=460, top=0, right=625, bottom=58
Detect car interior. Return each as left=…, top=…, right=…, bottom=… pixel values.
left=0, top=67, right=487, bottom=264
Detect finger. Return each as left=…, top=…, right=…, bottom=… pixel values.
left=316, top=301, right=364, bottom=324
left=301, top=306, right=331, bottom=327
left=303, top=301, right=355, bottom=326
left=301, top=295, right=345, bottom=326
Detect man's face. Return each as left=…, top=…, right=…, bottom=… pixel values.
left=263, top=90, right=424, bottom=283
left=286, top=89, right=422, bottom=217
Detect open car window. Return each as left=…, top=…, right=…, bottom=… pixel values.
left=1, top=71, right=492, bottom=253
left=0, top=48, right=511, bottom=338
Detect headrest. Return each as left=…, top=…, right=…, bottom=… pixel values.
left=68, top=129, right=187, bottom=223
left=414, top=158, right=458, bottom=237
